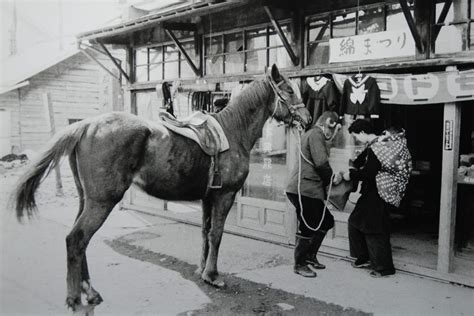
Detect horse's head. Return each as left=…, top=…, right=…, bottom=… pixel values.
left=266, top=64, right=311, bottom=130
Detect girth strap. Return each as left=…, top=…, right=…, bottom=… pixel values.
left=207, top=155, right=222, bottom=189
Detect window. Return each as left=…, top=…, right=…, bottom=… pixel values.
left=306, top=3, right=415, bottom=66
left=133, top=39, right=197, bottom=82
left=204, top=23, right=294, bottom=76
left=307, top=18, right=330, bottom=65
left=433, top=0, right=474, bottom=54
left=242, top=120, right=288, bottom=202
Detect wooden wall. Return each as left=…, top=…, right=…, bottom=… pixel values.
left=0, top=51, right=123, bottom=153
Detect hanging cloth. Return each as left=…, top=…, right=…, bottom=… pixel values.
left=303, top=76, right=341, bottom=127
left=340, top=74, right=380, bottom=118
left=162, top=82, right=175, bottom=117
left=370, top=131, right=413, bottom=207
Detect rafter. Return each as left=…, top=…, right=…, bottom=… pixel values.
left=264, top=6, right=299, bottom=66
left=398, top=0, right=424, bottom=54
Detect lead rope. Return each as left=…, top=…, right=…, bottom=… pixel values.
left=293, top=126, right=335, bottom=232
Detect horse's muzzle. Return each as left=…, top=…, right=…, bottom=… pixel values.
left=291, top=105, right=311, bottom=129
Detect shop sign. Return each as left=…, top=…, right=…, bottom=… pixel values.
left=329, top=30, right=415, bottom=63
left=333, top=69, right=474, bottom=105
left=444, top=120, right=454, bottom=151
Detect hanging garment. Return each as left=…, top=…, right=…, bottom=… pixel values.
left=340, top=74, right=381, bottom=118
left=303, top=76, right=341, bottom=126
left=162, top=82, right=175, bottom=117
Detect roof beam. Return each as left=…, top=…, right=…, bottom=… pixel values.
left=398, top=0, right=424, bottom=54
left=98, top=42, right=130, bottom=82
left=164, top=28, right=201, bottom=77
left=432, top=0, right=453, bottom=43
left=264, top=6, right=299, bottom=66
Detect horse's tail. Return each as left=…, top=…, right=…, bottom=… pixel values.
left=12, top=120, right=91, bottom=221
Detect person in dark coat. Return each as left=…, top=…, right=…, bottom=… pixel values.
left=346, top=120, right=412, bottom=278
left=286, top=111, right=341, bottom=277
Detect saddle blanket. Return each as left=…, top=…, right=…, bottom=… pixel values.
left=159, top=111, right=229, bottom=156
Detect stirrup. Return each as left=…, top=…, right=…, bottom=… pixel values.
left=208, top=171, right=222, bottom=189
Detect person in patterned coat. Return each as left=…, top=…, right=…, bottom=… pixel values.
left=345, top=120, right=412, bottom=278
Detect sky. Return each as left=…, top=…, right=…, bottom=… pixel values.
left=1, top=0, right=123, bottom=60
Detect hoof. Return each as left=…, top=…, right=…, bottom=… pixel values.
left=202, top=273, right=225, bottom=288
left=66, top=296, right=82, bottom=311
left=87, top=293, right=103, bottom=306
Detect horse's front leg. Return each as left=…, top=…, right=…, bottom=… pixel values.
left=196, top=196, right=212, bottom=275
left=202, top=191, right=237, bottom=287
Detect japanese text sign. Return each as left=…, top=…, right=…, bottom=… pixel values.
left=329, top=30, right=415, bottom=63
left=333, top=69, right=474, bottom=105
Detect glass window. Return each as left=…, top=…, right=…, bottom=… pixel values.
left=308, top=20, right=330, bottom=42
left=471, top=23, right=474, bottom=50
left=149, top=63, right=162, bottom=81
left=136, top=91, right=160, bottom=120
left=164, top=45, right=179, bottom=61
left=269, top=24, right=291, bottom=46
left=307, top=41, right=330, bottom=65
left=225, top=32, right=243, bottom=53
left=246, top=49, right=266, bottom=71
left=135, top=65, right=148, bottom=82
left=205, top=56, right=224, bottom=75
left=333, top=12, right=356, bottom=38
left=387, top=4, right=412, bottom=31
left=135, top=47, right=148, bottom=66
left=225, top=53, right=244, bottom=74
left=242, top=120, right=287, bottom=202
left=149, top=47, right=162, bottom=64
left=358, top=7, right=385, bottom=34
left=246, top=28, right=267, bottom=50
left=436, top=25, right=465, bottom=54
left=269, top=47, right=292, bottom=68
left=181, top=62, right=195, bottom=78
left=205, top=36, right=223, bottom=56
left=164, top=61, right=179, bottom=79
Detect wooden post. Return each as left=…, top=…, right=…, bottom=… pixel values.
left=43, top=92, right=63, bottom=196
left=437, top=66, right=461, bottom=273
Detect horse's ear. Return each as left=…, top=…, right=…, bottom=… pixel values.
left=270, top=64, right=282, bottom=82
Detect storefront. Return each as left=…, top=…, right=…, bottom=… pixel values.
left=77, top=0, right=474, bottom=286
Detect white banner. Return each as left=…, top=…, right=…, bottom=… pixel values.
left=329, top=30, right=415, bottom=63
left=332, top=69, right=474, bottom=105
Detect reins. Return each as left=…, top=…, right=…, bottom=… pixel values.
left=293, top=125, right=335, bottom=232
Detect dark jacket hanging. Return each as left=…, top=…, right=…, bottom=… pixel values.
left=340, top=74, right=381, bottom=118
left=303, top=77, right=341, bottom=126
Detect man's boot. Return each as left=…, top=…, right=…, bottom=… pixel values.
left=294, top=235, right=317, bottom=277
left=306, top=231, right=327, bottom=270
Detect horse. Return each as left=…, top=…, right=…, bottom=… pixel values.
left=12, top=64, right=311, bottom=311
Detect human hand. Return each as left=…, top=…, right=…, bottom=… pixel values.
left=332, top=173, right=342, bottom=185
left=342, top=170, right=351, bottom=181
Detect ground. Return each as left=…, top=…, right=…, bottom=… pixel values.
left=0, top=160, right=366, bottom=315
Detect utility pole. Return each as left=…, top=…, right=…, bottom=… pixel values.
left=10, top=0, right=17, bottom=56
left=58, top=0, right=63, bottom=50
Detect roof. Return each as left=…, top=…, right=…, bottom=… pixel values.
left=77, top=0, right=243, bottom=42
left=0, top=42, right=78, bottom=95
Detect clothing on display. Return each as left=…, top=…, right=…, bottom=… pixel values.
left=303, top=76, right=341, bottom=126
left=162, top=82, right=175, bottom=117
left=340, top=74, right=381, bottom=119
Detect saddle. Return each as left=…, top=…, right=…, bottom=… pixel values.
left=159, top=111, right=229, bottom=156
left=159, top=111, right=230, bottom=189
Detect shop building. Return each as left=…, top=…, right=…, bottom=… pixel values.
left=77, top=0, right=474, bottom=286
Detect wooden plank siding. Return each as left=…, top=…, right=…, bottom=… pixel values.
left=0, top=51, right=123, bottom=153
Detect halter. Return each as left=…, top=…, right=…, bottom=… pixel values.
left=267, top=73, right=306, bottom=126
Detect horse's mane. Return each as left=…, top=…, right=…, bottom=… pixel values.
left=215, top=79, right=271, bottom=145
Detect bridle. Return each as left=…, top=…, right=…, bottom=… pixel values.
left=267, top=73, right=308, bottom=129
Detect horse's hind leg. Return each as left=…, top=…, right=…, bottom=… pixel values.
left=197, top=196, right=212, bottom=275
left=65, top=198, right=117, bottom=311
left=69, top=153, right=103, bottom=306
left=202, top=191, right=237, bottom=287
